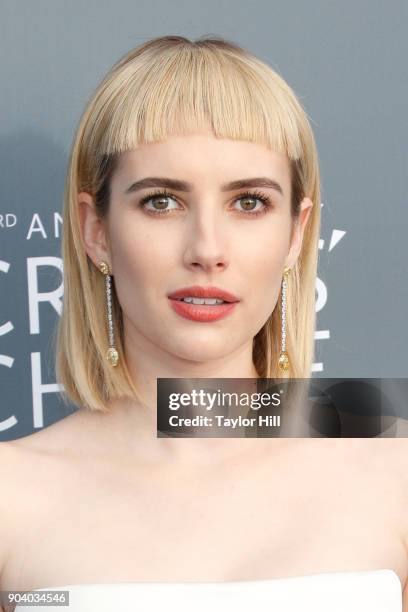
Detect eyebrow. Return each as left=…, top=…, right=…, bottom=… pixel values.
left=124, top=176, right=284, bottom=197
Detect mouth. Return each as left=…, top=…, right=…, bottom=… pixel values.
left=167, top=286, right=239, bottom=322
left=168, top=299, right=238, bottom=322
left=167, top=285, right=240, bottom=304
left=171, top=297, right=228, bottom=305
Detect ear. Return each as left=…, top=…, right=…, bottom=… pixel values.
left=285, top=197, right=314, bottom=268
left=77, top=192, right=112, bottom=272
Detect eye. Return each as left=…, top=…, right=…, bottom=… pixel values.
left=138, top=188, right=273, bottom=217
left=232, top=190, right=272, bottom=216
left=139, top=189, right=179, bottom=214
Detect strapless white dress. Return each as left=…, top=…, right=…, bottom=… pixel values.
left=13, top=569, right=402, bottom=612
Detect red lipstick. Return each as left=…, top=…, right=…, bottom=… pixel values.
left=167, top=285, right=240, bottom=323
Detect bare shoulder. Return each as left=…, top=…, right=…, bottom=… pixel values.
left=382, top=439, right=408, bottom=610
left=373, top=438, right=408, bottom=485
left=9, top=410, right=86, bottom=451
left=335, top=439, right=408, bottom=533
left=370, top=439, right=408, bottom=584
left=0, top=410, right=106, bottom=576
left=0, top=413, right=86, bottom=509
left=383, top=438, right=408, bottom=536
left=0, top=410, right=103, bottom=520
left=358, top=438, right=408, bottom=498
left=0, top=441, right=26, bottom=588
left=8, top=408, right=106, bottom=458
left=349, top=438, right=408, bottom=479
left=0, top=439, right=27, bottom=504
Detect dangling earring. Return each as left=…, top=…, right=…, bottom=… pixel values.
left=278, top=266, right=291, bottom=372
left=98, top=260, right=119, bottom=367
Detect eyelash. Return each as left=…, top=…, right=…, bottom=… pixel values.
left=138, top=188, right=273, bottom=217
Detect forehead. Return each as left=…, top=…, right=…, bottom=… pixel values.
left=113, top=131, right=291, bottom=190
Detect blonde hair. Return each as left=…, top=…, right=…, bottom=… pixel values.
left=54, top=35, right=321, bottom=413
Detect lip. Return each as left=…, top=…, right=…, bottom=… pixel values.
left=167, top=285, right=240, bottom=323
left=168, top=299, right=237, bottom=322
left=167, top=285, right=240, bottom=303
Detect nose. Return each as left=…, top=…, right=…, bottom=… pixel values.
left=182, top=208, right=229, bottom=274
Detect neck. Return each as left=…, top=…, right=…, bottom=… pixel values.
left=104, top=320, right=263, bottom=468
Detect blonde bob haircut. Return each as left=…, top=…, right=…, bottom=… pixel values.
left=54, top=35, right=321, bottom=413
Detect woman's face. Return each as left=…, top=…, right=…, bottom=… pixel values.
left=80, top=129, right=312, bottom=366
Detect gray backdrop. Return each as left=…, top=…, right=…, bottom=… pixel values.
left=1, top=0, right=407, bottom=440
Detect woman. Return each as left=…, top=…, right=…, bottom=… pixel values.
left=0, top=35, right=407, bottom=612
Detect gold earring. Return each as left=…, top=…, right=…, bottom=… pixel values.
left=98, top=260, right=119, bottom=367
left=278, top=266, right=291, bottom=372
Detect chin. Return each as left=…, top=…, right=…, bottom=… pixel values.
left=166, top=337, right=236, bottom=364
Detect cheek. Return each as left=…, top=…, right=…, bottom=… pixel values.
left=109, top=222, right=173, bottom=305
left=234, top=223, right=289, bottom=281
left=234, top=224, right=288, bottom=319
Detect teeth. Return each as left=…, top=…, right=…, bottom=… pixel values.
left=180, top=297, right=225, bottom=305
